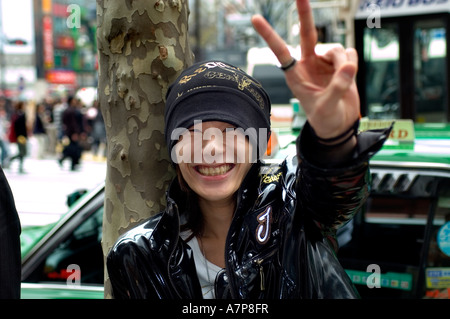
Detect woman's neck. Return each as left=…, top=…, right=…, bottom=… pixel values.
left=196, top=196, right=236, bottom=268
left=198, top=196, right=235, bottom=240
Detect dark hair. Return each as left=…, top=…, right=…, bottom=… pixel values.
left=67, top=96, right=75, bottom=106
left=14, top=101, right=25, bottom=110
left=176, top=166, right=203, bottom=242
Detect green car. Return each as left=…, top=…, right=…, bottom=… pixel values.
left=338, top=121, right=450, bottom=299
left=272, top=119, right=450, bottom=298
left=20, top=120, right=450, bottom=299
left=20, top=184, right=105, bottom=299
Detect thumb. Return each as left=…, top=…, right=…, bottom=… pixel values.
left=327, top=63, right=357, bottom=100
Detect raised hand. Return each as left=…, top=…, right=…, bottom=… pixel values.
left=251, top=0, right=360, bottom=141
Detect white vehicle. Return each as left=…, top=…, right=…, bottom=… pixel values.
left=354, top=0, right=450, bottom=123
left=246, top=43, right=342, bottom=105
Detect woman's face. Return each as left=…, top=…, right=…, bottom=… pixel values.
left=174, top=121, right=254, bottom=203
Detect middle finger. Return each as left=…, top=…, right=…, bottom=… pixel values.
left=297, top=0, right=318, bottom=59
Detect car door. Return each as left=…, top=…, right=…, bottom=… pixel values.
left=21, top=184, right=105, bottom=299
left=338, top=165, right=450, bottom=299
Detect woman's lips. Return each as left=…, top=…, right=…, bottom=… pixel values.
left=195, top=164, right=234, bottom=176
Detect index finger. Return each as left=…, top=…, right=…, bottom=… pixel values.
left=297, top=0, right=318, bottom=58
left=251, top=15, right=293, bottom=66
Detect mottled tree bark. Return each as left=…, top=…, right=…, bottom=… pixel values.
left=96, top=0, right=193, bottom=298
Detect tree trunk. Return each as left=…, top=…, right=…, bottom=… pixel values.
left=96, top=0, right=193, bottom=298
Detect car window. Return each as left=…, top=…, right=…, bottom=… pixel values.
left=338, top=173, right=450, bottom=299
left=252, top=64, right=293, bottom=104
left=362, top=196, right=430, bottom=266
left=425, top=179, right=450, bottom=298
left=37, top=206, right=104, bottom=285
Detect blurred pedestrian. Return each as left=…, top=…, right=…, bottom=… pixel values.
left=0, top=102, right=10, bottom=167
left=52, top=97, right=67, bottom=142
left=58, top=96, right=84, bottom=171
left=42, top=97, right=58, bottom=156
left=33, top=103, right=49, bottom=159
left=0, top=165, right=21, bottom=299
left=86, top=100, right=106, bottom=159
left=8, top=101, right=28, bottom=174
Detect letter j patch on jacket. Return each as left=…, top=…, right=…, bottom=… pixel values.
left=256, top=206, right=272, bottom=244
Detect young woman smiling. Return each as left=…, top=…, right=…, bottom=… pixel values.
left=176, top=121, right=255, bottom=269
left=106, top=0, right=392, bottom=299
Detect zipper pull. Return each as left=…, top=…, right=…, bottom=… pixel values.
left=256, top=258, right=265, bottom=291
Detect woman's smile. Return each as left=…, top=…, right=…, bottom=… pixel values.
left=195, top=164, right=235, bottom=177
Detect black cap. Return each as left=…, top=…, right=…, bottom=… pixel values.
left=165, top=61, right=271, bottom=161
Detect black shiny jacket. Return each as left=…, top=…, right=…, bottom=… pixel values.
left=107, top=124, right=391, bottom=299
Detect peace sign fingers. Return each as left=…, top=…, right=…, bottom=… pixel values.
left=250, top=15, right=293, bottom=67
left=297, top=0, right=318, bottom=59
left=252, top=0, right=360, bottom=140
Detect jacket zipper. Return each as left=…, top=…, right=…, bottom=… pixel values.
left=224, top=186, right=247, bottom=299
left=252, top=245, right=278, bottom=293
left=256, top=258, right=265, bottom=291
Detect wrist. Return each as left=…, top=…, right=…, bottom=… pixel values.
left=298, top=120, right=360, bottom=168
left=312, top=119, right=360, bottom=147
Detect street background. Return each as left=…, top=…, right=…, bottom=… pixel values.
left=4, top=139, right=106, bottom=227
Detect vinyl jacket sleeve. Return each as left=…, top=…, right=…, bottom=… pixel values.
left=278, top=121, right=392, bottom=298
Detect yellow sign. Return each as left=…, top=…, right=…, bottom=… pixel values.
left=42, top=0, right=52, bottom=14
left=426, top=268, right=450, bottom=289
left=359, top=119, right=415, bottom=142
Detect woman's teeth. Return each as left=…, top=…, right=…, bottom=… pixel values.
left=197, top=164, right=233, bottom=176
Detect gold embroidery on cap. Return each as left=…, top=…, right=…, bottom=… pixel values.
left=203, top=71, right=265, bottom=109
left=178, top=67, right=207, bottom=84
left=176, top=62, right=267, bottom=109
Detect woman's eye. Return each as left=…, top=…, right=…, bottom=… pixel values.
left=188, top=130, right=203, bottom=138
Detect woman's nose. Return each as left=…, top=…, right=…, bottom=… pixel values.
left=203, top=135, right=223, bottom=153
left=201, top=132, right=226, bottom=163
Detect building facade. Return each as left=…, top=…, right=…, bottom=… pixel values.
left=34, top=0, right=97, bottom=96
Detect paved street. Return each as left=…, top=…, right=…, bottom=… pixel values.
left=4, top=154, right=107, bottom=227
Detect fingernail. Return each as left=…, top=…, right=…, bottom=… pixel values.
left=341, top=68, right=355, bottom=82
